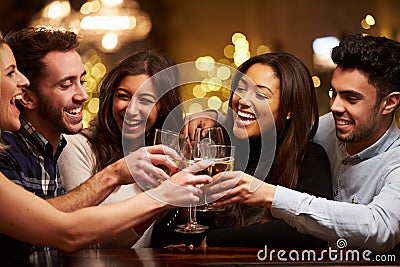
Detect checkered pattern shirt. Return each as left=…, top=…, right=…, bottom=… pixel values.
left=0, top=115, right=66, bottom=198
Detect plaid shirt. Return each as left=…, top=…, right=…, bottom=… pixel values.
left=0, top=115, right=66, bottom=198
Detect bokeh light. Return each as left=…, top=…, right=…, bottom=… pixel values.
left=188, top=103, right=203, bottom=115
left=312, top=75, right=321, bottom=88
left=208, top=96, right=222, bottom=110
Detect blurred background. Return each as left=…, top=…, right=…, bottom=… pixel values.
left=1, top=0, right=400, bottom=126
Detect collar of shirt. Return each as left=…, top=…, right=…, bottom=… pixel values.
left=338, top=117, right=400, bottom=164
left=18, top=114, right=67, bottom=159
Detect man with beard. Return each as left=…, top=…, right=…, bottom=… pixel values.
left=0, top=27, right=176, bottom=255
left=208, top=34, right=400, bottom=252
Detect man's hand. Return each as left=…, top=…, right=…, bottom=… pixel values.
left=206, top=171, right=276, bottom=209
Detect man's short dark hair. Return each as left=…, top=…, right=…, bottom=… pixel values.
left=331, top=34, right=400, bottom=102
left=5, top=27, right=80, bottom=92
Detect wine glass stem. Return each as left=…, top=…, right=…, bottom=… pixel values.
left=188, top=204, right=192, bottom=227
left=192, top=205, right=197, bottom=225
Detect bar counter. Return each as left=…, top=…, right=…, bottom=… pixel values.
left=27, top=246, right=400, bottom=266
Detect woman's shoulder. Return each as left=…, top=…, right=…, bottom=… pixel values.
left=63, top=128, right=94, bottom=146
left=304, top=141, right=328, bottom=158
left=301, top=141, right=331, bottom=177
left=62, top=131, right=94, bottom=160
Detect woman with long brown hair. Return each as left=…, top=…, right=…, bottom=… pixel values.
left=58, top=49, right=184, bottom=248
left=154, top=53, right=333, bottom=248
left=204, top=53, right=333, bottom=248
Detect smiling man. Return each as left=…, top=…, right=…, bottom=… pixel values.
left=0, top=27, right=142, bottom=256
left=210, top=34, right=400, bottom=253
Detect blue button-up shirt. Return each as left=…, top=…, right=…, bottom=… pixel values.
left=271, top=113, right=400, bottom=252
left=0, top=115, right=66, bottom=198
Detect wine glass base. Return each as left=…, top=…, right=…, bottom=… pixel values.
left=174, top=223, right=208, bottom=234
left=197, top=205, right=225, bottom=212
left=174, top=228, right=205, bottom=234
left=177, top=223, right=209, bottom=231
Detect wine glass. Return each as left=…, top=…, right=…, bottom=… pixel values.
left=153, top=129, right=209, bottom=234
left=194, top=127, right=224, bottom=147
left=174, top=142, right=210, bottom=234
left=153, top=128, right=190, bottom=176
left=201, top=144, right=235, bottom=212
left=193, top=127, right=226, bottom=212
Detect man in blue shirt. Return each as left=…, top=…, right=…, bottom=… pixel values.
left=203, top=34, right=400, bottom=252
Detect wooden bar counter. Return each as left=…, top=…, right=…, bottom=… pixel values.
left=28, top=246, right=400, bottom=266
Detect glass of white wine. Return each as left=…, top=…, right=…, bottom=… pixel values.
left=200, top=144, right=235, bottom=212
left=153, top=129, right=210, bottom=234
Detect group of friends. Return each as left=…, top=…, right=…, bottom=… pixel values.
left=1, top=27, right=400, bottom=264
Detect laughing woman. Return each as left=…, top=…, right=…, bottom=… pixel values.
left=152, top=53, right=332, bottom=249
left=58, top=49, right=184, bottom=248
left=185, top=53, right=334, bottom=249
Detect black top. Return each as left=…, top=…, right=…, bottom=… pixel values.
left=151, top=142, right=333, bottom=249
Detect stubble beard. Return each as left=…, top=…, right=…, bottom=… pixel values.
left=37, top=100, right=82, bottom=135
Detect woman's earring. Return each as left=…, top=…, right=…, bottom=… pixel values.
left=286, top=115, right=291, bottom=120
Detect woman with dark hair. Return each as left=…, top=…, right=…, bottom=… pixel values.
left=203, top=53, right=333, bottom=248
left=58, top=49, right=184, bottom=248
left=157, top=53, right=333, bottom=248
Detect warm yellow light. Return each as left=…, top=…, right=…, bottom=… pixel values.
left=81, top=16, right=134, bottom=30
left=89, top=54, right=102, bottom=64
left=234, top=38, right=249, bottom=50
left=201, top=79, right=212, bottom=92
left=208, top=96, right=222, bottom=110
left=361, top=19, right=371, bottom=30
left=92, top=63, right=107, bottom=78
left=218, top=58, right=231, bottom=65
left=365, top=14, right=375, bottom=26
left=232, top=32, right=246, bottom=44
left=82, top=110, right=92, bottom=128
left=188, top=103, right=203, bottom=115
left=234, top=51, right=250, bottom=66
left=208, top=77, right=222, bottom=91
left=224, top=45, right=235, bottom=58
left=80, top=1, right=101, bottom=15
left=101, top=0, right=123, bottom=6
left=222, top=100, right=229, bottom=113
left=88, top=97, right=100, bottom=113
left=256, top=44, right=271, bottom=55
left=101, top=32, right=118, bottom=50
left=312, top=75, right=321, bottom=88
left=216, top=66, right=231, bottom=80
left=222, top=88, right=231, bottom=99
left=84, top=76, right=97, bottom=92
left=45, top=1, right=71, bottom=19
left=195, top=56, right=215, bottom=72
left=192, top=84, right=206, bottom=98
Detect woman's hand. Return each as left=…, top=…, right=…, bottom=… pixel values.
left=148, top=160, right=213, bottom=207
left=207, top=171, right=276, bottom=208
left=183, top=110, right=218, bottom=141
left=123, top=144, right=180, bottom=187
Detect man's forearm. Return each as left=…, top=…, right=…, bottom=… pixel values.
left=48, top=162, right=122, bottom=212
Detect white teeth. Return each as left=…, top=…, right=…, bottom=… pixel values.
left=337, top=120, right=351, bottom=125
left=125, top=120, right=142, bottom=126
left=238, top=110, right=255, bottom=119
left=10, top=94, right=22, bottom=105
left=67, top=107, right=82, bottom=114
